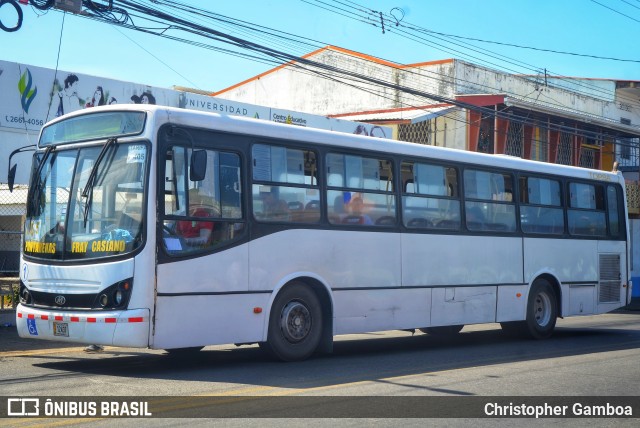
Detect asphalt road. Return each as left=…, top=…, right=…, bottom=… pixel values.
left=0, top=311, right=639, bottom=426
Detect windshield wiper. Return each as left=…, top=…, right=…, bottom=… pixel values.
left=82, top=138, right=117, bottom=227
left=26, top=145, right=54, bottom=217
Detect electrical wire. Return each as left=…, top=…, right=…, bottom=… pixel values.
left=43, top=10, right=66, bottom=125
left=28, top=0, right=640, bottom=146
left=308, top=0, right=640, bottom=111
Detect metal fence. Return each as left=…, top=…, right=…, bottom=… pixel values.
left=0, top=184, right=26, bottom=275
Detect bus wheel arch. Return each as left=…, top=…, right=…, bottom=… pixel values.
left=261, top=277, right=333, bottom=361
left=501, top=275, right=559, bottom=339
left=535, top=273, right=562, bottom=318
left=524, top=277, right=558, bottom=339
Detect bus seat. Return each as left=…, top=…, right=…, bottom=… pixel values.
left=305, top=200, right=320, bottom=211
left=288, top=201, right=304, bottom=211
left=435, top=219, right=460, bottom=229
left=375, top=216, right=396, bottom=226
left=342, top=215, right=364, bottom=225
left=407, top=217, right=432, bottom=228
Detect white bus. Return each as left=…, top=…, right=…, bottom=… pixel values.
left=12, top=105, right=632, bottom=361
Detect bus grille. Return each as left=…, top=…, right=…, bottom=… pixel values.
left=599, top=254, right=621, bottom=303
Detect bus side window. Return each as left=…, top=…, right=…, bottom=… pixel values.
left=401, top=161, right=460, bottom=230
left=327, top=153, right=396, bottom=226
left=519, top=176, right=564, bottom=235
left=252, top=144, right=320, bottom=223
left=568, top=182, right=606, bottom=236
left=464, top=169, right=515, bottom=232
left=163, top=145, right=244, bottom=255
left=607, top=185, right=621, bottom=237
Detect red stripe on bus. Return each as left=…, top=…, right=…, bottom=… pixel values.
left=41, top=315, right=49, bottom=320
left=128, top=317, right=144, bottom=323
left=17, top=313, right=23, bottom=318
left=105, top=318, right=117, bottom=323
left=27, top=314, right=35, bottom=319
left=70, top=316, right=80, bottom=322
left=55, top=316, right=63, bottom=321
left=87, top=318, right=97, bottom=323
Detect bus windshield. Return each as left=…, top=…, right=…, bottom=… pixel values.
left=23, top=141, right=148, bottom=261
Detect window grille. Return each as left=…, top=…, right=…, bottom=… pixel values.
left=556, top=132, right=573, bottom=165
left=579, top=147, right=596, bottom=169
left=505, top=121, right=523, bottom=157
left=398, top=120, right=431, bottom=145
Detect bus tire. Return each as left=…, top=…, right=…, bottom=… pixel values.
left=419, top=325, right=464, bottom=336
left=524, top=279, right=557, bottom=339
left=262, top=283, right=322, bottom=362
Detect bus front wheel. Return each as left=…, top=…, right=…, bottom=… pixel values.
left=261, top=283, right=323, bottom=362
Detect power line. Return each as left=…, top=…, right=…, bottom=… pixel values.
left=591, top=0, right=640, bottom=23
left=322, top=0, right=640, bottom=110
left=27, top=0, right=639, bottom=144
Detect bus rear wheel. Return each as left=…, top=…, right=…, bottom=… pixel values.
left=261, top=283, right=322, bottom=362
left=501, top=279, right=557, bottom=339
left=419, top=325, right=464, bottom=336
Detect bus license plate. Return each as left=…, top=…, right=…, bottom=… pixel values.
left=53, top=322, right=69, bottom=337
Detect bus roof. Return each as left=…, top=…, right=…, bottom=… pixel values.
left=51, top=104, right=623, bottom=184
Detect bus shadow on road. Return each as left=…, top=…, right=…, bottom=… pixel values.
left=30, top=322, right=640, bottom=391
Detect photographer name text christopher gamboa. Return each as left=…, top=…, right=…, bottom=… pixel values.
left=485, top=402, right=633, bottom=418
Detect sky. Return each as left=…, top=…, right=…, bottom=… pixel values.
left=1, top=0, right=639, bottom=93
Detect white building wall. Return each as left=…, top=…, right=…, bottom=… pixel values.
left=217, top=48, right=457, bottom=116
left=454, top=61, right=629, bottom=125
left=217, top=49, right=638, bottom=150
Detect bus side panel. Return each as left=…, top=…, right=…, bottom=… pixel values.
left=248, top=229, right=402, bottom=291
left=430, top=286, right=497, bottom=326
left=156, top=244, right=249, bottom=294
left=523, top=238, right=598, bottom=317
left=151, top=294, right=269, bottom=349
left=333, top=289, right=431, bottom=335
left=401, top=234, right=523, bottom=286
left=153, top=243, right=252, bottom=349
left=496, top=285, right=529, bottom=322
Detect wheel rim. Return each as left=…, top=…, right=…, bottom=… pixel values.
left=280, top=300, right=312, bottom=343
left=533, top=291, right=552, bottom=327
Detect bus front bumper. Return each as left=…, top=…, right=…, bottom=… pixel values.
left=15, top=304, right=150, bottom=348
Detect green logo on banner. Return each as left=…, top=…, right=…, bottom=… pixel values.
left=18, top=69, right=38, bottom=114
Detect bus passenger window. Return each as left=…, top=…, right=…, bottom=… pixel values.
left=463, top=169, right=515, bottom=232
left=162, top=143, right=244, bottom=255
left=608, top=186, right=621, bottom=237
left=519, top=176, right=564, bottom=235
left=401, top=161, right=460, bottom=230
left=326, top=153, right=396, bottom=226
left=568, top=182, right=606, bottom=236
left=252, top=144, right=319, bottom=223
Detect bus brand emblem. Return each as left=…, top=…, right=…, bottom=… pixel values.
left=54, top=296, right=66, bottom=306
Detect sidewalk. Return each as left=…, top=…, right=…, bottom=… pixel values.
left=0, top=314, right=79, bottom=353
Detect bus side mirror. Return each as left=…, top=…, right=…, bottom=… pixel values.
left=190, top=150, right=207, bottom=182
left=7, top=164, right=17, bottom=192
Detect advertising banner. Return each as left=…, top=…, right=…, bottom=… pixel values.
left=0, top=60, right=180, bottom=132
left=1, top=59, right=391, bottom=137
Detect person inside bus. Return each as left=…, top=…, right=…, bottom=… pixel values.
left=262, top=190, right=289, bottom=221
left=176, top=207, right=214, bottom=246
left=344, top=196, right=373, bottom=225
